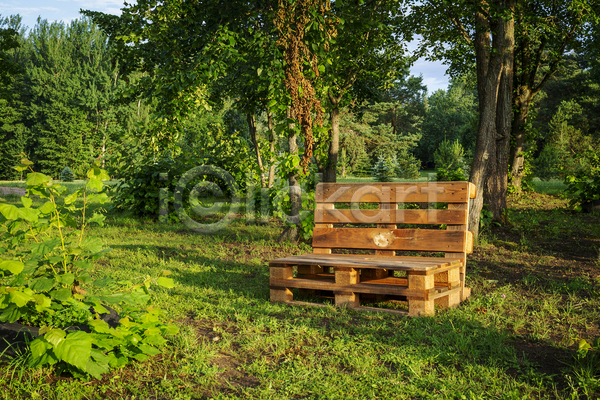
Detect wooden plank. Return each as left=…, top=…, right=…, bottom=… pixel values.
left=270, top=254, right=462, bottom=271
left=469, top=182, right=477, bottom=199
left=316, top=182, right=472, bottom=204
left=270, top=278, right=336, bottom=290
left=315, top=209, right=468, bottom=225
left=313, top=228, right=468, bottom=252
left=269, top=278, right=432, bottom=298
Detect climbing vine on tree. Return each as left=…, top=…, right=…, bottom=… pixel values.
left=275, top=0, right=337, bottom=172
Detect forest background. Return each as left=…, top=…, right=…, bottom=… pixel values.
left=1, top=0, right=599, bottom=241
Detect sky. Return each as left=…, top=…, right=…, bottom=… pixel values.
left=3, top=0, right=450, bottom=93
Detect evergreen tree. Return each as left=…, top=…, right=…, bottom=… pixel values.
left=26, top=18, right=123, bottom=177
left=0, top=15, right=29, bottom=180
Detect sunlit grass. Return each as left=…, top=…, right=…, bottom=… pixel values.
left=0, top=183, right=598, bottom=399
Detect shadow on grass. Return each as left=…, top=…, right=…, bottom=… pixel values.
left=110, top=241, right=577, bottom=397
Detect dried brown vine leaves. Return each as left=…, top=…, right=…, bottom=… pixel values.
left=275, top=0, right=337, bottom=172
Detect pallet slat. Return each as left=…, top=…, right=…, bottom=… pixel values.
left=313, top=228, right=468, bottom=252
left=316, top=182, right=476, bottom=204
left=315, top=208, right=468, bottom=225
left=269, top=254, right=462, bottom=272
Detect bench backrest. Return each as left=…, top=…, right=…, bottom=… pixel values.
left=313, top=182, right=476, bottom=257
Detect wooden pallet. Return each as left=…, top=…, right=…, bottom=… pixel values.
left=270, top=255, right=462, bottom=316
left=269, top=182, right=476, bottom=316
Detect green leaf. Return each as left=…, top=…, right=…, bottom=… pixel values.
left=64, top=191, right=79, bottom=205
left=30, top=277, right=56, bottom=292
left=58, top=273, right=75, bottom=285
left=89, top=318, right=112, bottom=333
left=257, top=68, right=263, bottom=76
left=32, top=293, right=52, bottom=311
left=49, top=288, right=72, bottom=302
left=86, top=177, right=103, bottom=192
left=18, top=207, right=39, bottom=222
left=87, top=167, right=110, bottom=181
left=0, top=304, right=22, bottom=323
left=44, top=329, right=66, bottom=347
left=10, top=289, right=33, bottom=307
left=30, top=239, right=61, bottom=257
left=138, top=343, right=161, bottom=356
left=28, top=338, right=58, bottom=367
left=0, top=203, right=20, bottom=220
left=82, top=237, right=104, bottom=254
left=86, top=349, right=110, bottom=379
left=77, top=271, right=93, bottom=284
left=87, top=192, right=108, bottom=204
left=38, top=201, right=56, bottom=215
left=87, top=213, right=106, bottom=227
left=156, top=277, right=175, bottom=289
left=26, top=172, right=51, bottom=186
left=0, top=260, right=24, bottom=274
left=54, top=331, right=92, bottom=371
left=21, top=196, right=32, bottom=208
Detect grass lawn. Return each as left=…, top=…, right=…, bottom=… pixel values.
left=0, top=181, right=599, bottom=399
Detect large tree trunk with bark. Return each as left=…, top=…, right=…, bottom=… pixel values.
left=324, top=98, right=340, bottom=183
left=468, top=2, right=515, bottom=239
left=486, top=4, right=514, bottom=222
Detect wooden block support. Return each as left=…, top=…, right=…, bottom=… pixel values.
left=335, top=268, right=359, bottom=308
left=270, top=287, right=293, bottom=303
left=270, top=266, right=293, bottom=303
left=408, top=273, right=435, bottom=316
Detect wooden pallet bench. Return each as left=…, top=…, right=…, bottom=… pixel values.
left=269, top=181, right=476, bottom=316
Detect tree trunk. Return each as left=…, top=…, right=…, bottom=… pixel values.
left=267, top=111, right=276, bottom=188
left=324, top=99, right=340, bottom=183
left=509, top=90, right=532, bottom=192
left=486, top=2, right=514, bottom=222
left=468, top=5, right=513, bottom=239
left=280, top=108, right=301, bottom=243
left=247, top=113, right=266, bottom=188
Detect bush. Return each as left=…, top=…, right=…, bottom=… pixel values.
left=434, top=139, right=469, bottom=181
left=60, top=166, right=75, bottom=182
left=565, top=149, right=600, bottom=211
left=0, top=156, right=178, bottom=378
left=110, top=131, right=257, bottom=219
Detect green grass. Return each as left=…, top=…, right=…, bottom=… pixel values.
left=0, top=185, right=599, bottom=399
left=529, top=178, right=568, bottom=196
left=338, top=170, right=435, bottom=183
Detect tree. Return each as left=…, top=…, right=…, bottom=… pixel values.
left=322, top=0, right=410, bottom=182
left=0, top=15, right=29, bottom=180
left=25, top=18, right=123, bottom=177
left=416, top=78, right=478, bottom=168
left=411, top=0, right=516, bottom=239
left=509, top=0, right=599, bottom=191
